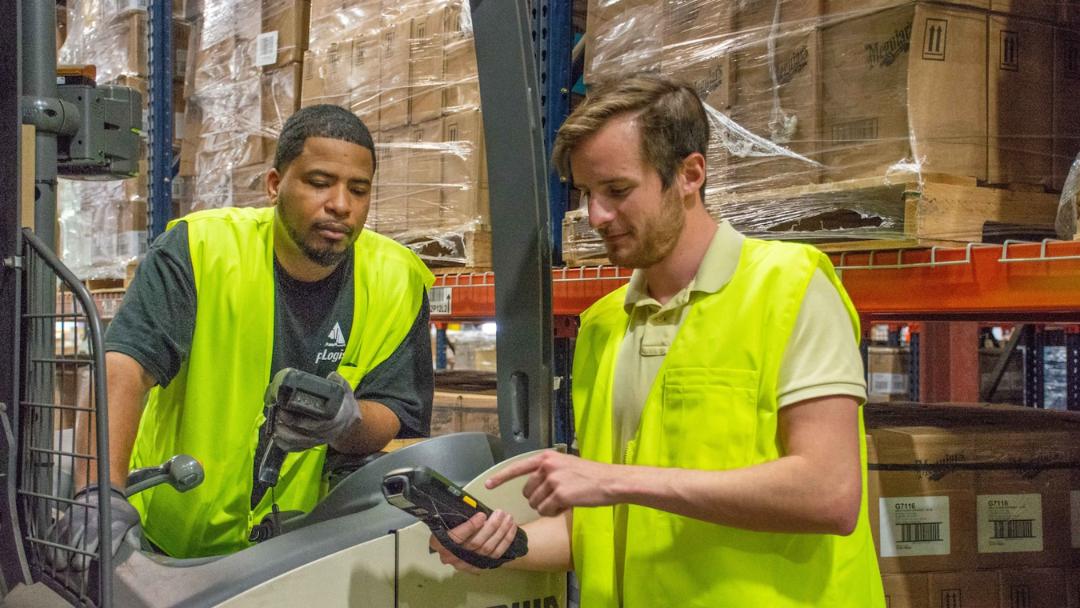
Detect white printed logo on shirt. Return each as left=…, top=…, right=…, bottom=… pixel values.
left=316, top=322, right=347, bottom=365
left=326, top=322, right=347, bottom=347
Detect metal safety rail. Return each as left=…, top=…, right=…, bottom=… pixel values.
left=17, top=228, right=113, bottom=607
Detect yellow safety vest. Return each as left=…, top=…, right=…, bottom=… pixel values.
left=571, top=237, right=884, bottom=607
left=128, top=206, right=433, bottom=558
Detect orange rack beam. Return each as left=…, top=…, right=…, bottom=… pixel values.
left=430, top=241, right=1080, bottom=321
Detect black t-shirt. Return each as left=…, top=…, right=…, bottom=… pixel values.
left=104, top=222, right=433, bottom=440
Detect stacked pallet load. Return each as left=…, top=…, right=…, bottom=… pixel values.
left=568, top=0, right=1080, bottom=264
left=56, top=0, right=192, bottom=280
left=865, top=402, right=1080, bottom=608
left=301, top=0, right=489, bottom=268
left=174, top=0, right=308, bottom=214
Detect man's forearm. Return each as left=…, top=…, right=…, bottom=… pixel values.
left=505, top=511, right=573, bottom=572
left=102, top=352, right=156, bottom=489
left=329, top=399, right=402, bottom=454
left=607, top=455, right=860, bottom=535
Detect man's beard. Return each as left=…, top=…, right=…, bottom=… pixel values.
left=606, top=189, right=685, bottom=268
left=283, top=214, right=354, bottom=267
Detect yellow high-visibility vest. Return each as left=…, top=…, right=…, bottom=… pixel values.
left=571, top=237, right=884, bottom=607
left=129, top=206, right=433, bottom=558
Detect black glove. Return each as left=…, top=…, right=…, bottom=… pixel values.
left=273, top=371, right=361, bottom=452
left=47, top=485, right=140, bottom=571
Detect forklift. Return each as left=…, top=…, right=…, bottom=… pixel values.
left=0, top=1, right=569, bottom=605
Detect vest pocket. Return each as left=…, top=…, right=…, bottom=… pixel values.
left=660, top=367, right=759, bottom=469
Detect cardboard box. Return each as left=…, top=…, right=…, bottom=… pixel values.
left=261, top=62, right=303, bottom=141
left=378, top=18, right=411, bottom=130
left=868, top=346, right=911, bottom=403
left=727, top=0, right=823, bottom=189
left=1054, top=27, right=1080, bottom=191
left=868, top=427, right=979, bottom=573
left=178, top=102, right=202, bottom=176
left=442, top=109, right=489, bottom=226
left=122, top=11, right=149, bottom=77
left=999, top=568, right=1068, bottom=608
left=972, top=430, right=1078, bottom=568
left=407, top=119, right=445, bottom=233
left=583, top=0, right=662, bottom=85
left=373, top=125, right=411, bottom=234
left=173, top=18, right=191, bottom=81
left=300, top=49, right=330, bottom=107
left=410, top=8, right=447, bottom=124
left=992, top=0, right=1063, bottom=20
left=927, top=571, right=999, bottom=608
left=260, top=0, right=310, bottom=68
left=820, top=3, right=988, bottom=182
left=431, top=390, right=498, bottom=437
left=661, top=0, right=734, bottom=113
left=230, top=164, right=268, bottom=208
left=825, top=0, right=988, bottom=14
left=443, top=38, right=480, bottom=113
left=988, top=16, right=1054, bottom=187
left=882, top=573, right=930, bottom=608
left=349, top=32, right=380, bottom=119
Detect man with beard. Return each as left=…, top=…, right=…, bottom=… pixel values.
left=430, top=75, right=885, bottom=607
left=73, top=105, right=434, bottom=560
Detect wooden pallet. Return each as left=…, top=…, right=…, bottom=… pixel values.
left=415, top=227, right=492, bottom=273
left=718, top=174, right=1063, bottom=252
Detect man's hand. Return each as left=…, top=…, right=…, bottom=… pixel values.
left=428, top=510, right=520, bottom=574
left=486, top=451, right=620, bottom=517
left=273, top=371, right=361, bottom=452
left=47, top=485, right=140, bottom=571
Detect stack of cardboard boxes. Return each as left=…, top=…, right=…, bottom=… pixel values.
left=57, top=0, right=192, bottom=280
left=866, top=403, right=1080, bottom=608
left=302, top=0, right=489, bottom=266
left=175, top=0, right=308, bottom=213
left=575, top=0, right=1080, bottom=255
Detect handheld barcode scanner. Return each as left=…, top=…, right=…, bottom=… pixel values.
left=257, top=368, right=348, bottom=486
left=382, top=466, right=529, bottom=569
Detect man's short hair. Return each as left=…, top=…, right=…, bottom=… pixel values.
left=274, top=104, right=377, bottom=173
left=552, top=73, right=709, bottom=199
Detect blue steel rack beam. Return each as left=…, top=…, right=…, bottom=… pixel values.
left=147, top=0, right=173, bottom=240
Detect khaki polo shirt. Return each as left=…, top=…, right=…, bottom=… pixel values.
left=610, top=221, right=868, bottom=464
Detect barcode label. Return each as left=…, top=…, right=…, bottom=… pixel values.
left=880, top=496, right=951, bottom=557
left=978, top=494, right=1043, bottom=553
left=870, top=372, right=908, bottom=396
left=255, top=31, right=279, bottom=67
left=832, top=118, right=879, bottom=143
left=430, top=286, right=452, bottom=316
left=991, top=519, right=1034, bottom=539
left=898, top=522, right=943, bottom=543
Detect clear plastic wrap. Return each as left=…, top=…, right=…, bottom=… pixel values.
left=1055, top=152, right=1080, bottom=239
left=57, top=0, right=152, bottom=280
left=301, top=0, right=488, bottom=267
left=174, top=0, right=306, bottom=214
left=574, top=0, right=1080, bottom=259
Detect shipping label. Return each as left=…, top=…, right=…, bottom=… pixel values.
left=977, top=493, right=1043, bottom=553
left=255, top=32, right=279, bottom=67
left=870, top=372, right=908, bottom=396
left=879, top=496, right=951, bottom=557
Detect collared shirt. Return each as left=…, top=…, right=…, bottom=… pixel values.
left=610, top=221, right=867, bottom=463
